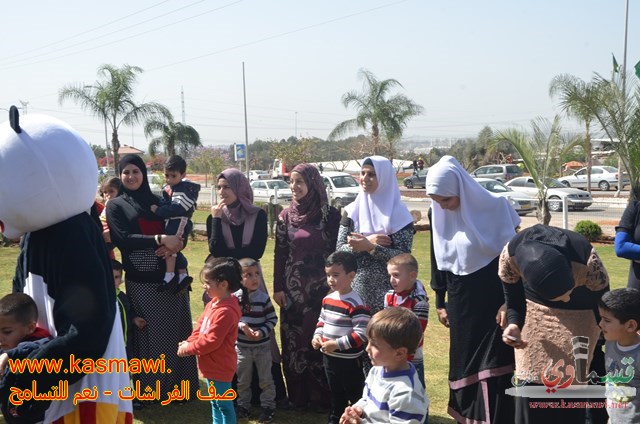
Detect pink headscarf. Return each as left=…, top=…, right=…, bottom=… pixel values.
left=218, top=168, right=261, bottom=248
left=288, top=163, right=329, bottom=227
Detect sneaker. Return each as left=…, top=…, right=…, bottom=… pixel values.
left=172, top=275, right=193, bottom=295
left=258, top=407, right=275, bottom=423
left=236, top=406, right=251, bottom=419
left=157, top=274, right=179, bottom=293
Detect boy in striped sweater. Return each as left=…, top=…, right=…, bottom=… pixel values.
left=313, top=251, right=371, bottom=424
left=385, top=253, right=429, bottom=389
left=340, top=308, right=429, bottom=424
left=236, top=258, right=278, bottom=423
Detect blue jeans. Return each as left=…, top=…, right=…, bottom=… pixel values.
left=207, top=379, right=236, bottom=424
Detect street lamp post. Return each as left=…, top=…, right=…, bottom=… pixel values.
left=616, top=0, right=630, bottom=197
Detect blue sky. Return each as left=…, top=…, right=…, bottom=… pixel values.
left=1, top=0, right=637, bottom=149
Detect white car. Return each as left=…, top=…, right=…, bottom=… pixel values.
left=557, top=166, right=630, bottom=191
left=249, top=170, right=270, bottom=182
left=505, top=177, right=592, bottom=212
left=474, top=178, right=538, bottom=216
left=250, top=179, right=292, bottom=204
left=321, top=171, right=360, bottom=207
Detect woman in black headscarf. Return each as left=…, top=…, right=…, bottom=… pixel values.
left=107, top=154, right=199, bottom=402
left=499, top=224, right=610, bottom=424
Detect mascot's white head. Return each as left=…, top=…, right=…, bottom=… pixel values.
left=0, top=107, right=98, bottom=239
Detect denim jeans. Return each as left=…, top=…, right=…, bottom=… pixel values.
left=206, top=379, right=236, bottom=424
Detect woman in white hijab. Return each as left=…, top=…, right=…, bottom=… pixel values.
left=336, top=156, right=414, bottom=314
left=426, top=155, right=520, bottom=424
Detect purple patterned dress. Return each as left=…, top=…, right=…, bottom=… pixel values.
left=273, top=206, right=340, bottom=409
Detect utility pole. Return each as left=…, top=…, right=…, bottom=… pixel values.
left=242, top=62, right=250, bottom=178
left=616, top=0, right=630, bottom=198
left=181, top=86, right=186, bottom=124
left=19, top=100, right=28, bottom=115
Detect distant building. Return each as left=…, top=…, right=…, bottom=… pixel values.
left=118, top=144, right=144, bottom=156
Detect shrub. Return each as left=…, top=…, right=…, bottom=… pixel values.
left=574, top=220, right=602, bottom=242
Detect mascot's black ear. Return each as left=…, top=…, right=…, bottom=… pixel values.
left=9, top=105, right=21, bottom=134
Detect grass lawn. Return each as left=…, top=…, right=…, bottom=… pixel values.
left=0, top=232, right=630, bottom=424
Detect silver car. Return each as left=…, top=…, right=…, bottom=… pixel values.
left=470, top=164, right=522, bottom=182
left=403, top=169, right=428, bottom=189
left=557, top=166, right=630, bottom=191
left=505, top=177, right=592, bottom=212
left=250, top=179, right=292, bottom=204
left=474, top=178, right=538, bottom=216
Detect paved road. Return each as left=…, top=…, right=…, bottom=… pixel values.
left=197, top=186, right=628, bottom=236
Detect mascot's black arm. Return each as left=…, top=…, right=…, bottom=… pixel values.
left=12, top=213, right=116, bottom=391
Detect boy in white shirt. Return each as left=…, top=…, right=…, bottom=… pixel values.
left=340, top=307, right=429, bottom=424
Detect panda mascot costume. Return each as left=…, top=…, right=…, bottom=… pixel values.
left=0, top=107, right=133, bottom=423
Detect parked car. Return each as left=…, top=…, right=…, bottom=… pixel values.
left=249, top=170, right=270, bottom=182
left=98, top=166, right=115, bottom=177
left=148, top=173, right=164, bottom=196
left=321, top=171, right=360, bottom=207
left=557, top=165, right=630, bottom=191
left=470, top=164, right=523, bottom=182
left=403, top=168, right=428, bottom=189
left=250, top=179, right=292, bottom=204
left=504, top=177, right=592, bottom=212
left=474, top=177, right=538, bottom=216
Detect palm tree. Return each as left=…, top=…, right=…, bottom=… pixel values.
left=328, top=69, right=423, bottom=157
left=549, top=74, right=601, bottom=194
left=144, top=118, right=201, bottom=157
left=569, top=72, right=640, bottom=200
left=59, top=64, right=171, bottom=173
left=493, top=116, right=583, bottom=225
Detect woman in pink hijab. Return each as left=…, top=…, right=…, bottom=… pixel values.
left=206, top=168, right=289, bottom=408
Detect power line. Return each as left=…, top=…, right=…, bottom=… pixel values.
left=148, top=0, right=410, bottom=71
left=0, top=0, right=243, bottom=70
left=0, top=0, right=173, bottom=64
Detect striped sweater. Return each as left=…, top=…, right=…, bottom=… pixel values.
left=237, top=290, right=278, bottom=347
left=384, top=280, right=429, bottom=363
left=314, top=290, right=370, bottom=358
left=354, top=363, right=429, bottom=423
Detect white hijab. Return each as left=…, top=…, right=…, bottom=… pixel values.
left=426, top=156, right=521, bottom=275
left=344, top=156, right=413, bottom=236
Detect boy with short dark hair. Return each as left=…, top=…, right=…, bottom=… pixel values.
left=235, top=258, right=278, bottom=423
left=598, top=288, right=640, bottom=423
left=340, top=307, right=429, bottom=424
left=0, top=293, right=51, bottom=353
left=313, top=251, right=370, bottom=424
left=0, top=293, right=52, bottom=422
left=150, top=155, right=200, bottom=294
left=385, top=253, right=429, bottom=389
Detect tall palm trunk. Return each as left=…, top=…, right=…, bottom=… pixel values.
left=371, top=123, right=380, bottom=155
left=112, top=130, right=121, bottom=174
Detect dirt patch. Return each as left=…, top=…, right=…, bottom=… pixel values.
left=400, top=189, right=427, bottom=198
left=597, top=220, right=620, bottom=226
